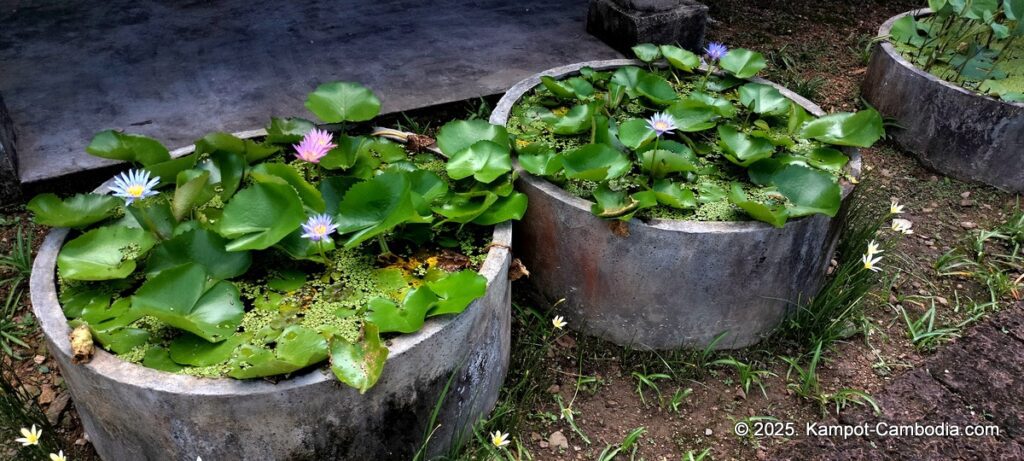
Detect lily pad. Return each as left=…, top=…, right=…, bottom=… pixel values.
left=131, top=263, right=244, bottom=342
left=426, top=270, right=487, bottom=316
left=799, top=110, right=884, bottom=148
left=146, top=228, right=252, bottom=279
left=28, top=193, right=121, bottom=228
left=86, top=131, right=170, bottom=166
left=305, top=81, right=382, bottom=123
left=446, top=140, right=512, bottom=183
left=217, top=182, right=306, bottom=251
left=330, top=324, right=389, bottom=393
left=57, top=226, right=157, bottom=281
left=561, top=143, right=632, bottom=181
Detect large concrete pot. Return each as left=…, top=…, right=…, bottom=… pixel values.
left=863, top=9, right=1024, bottom=192
left=29, top=130, right=513, bottom=460
left=490, top=59, right=860, bottom=350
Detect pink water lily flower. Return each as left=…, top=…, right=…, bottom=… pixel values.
left=293, top=128, right=337, bottom=163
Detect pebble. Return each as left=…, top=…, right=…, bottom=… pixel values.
left=936, top=296, right=949, bottom=306
left=961, top=191, right=971, bottom=198
left=960, top=199, right=975, bottom=207
left=705, top=428, right=713, bottom=436
left=546, top=384, right=561, bottom=394
left=548, top=431, right=569, bottom=450
left=961, top=221, right=978, bottom=229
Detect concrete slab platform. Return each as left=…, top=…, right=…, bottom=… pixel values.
left=0, top=0, right=621, bottom=185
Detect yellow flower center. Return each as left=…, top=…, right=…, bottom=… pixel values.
left=654, top=121, right=670, bottom=131
left=314, top=224, right=328, bottom=235
left=127, top=185, right=145, bottom=197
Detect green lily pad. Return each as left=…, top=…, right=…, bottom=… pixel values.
left=426, top=270, right=487, bottom=316
left=516, top=143, right=563, bottom=176
left=717, top=125, right=776, bottom=167
left=543, top=104, right=596, bottom=135
left=471, top=192, right=528, bottom=225
left=661, top=45, right=701, bottom=72
left=436, top=120, right=510, bottom=158
left=305, top=81, right=382, bottom=123
left=86, top=131, right=170, bottom=166
left=57, top=226, right=158, bottom=281
left=729, top=183, right=788, bottom=228
left=719, top=48, right=767, bottom=79
left=171, top=169, right=214, bottom=221
left=217, top=182, right=306, bottom=251
left=146, top=228, right=252, bottom=279
left=228, top=325, right=330, bottom=379
left=618, top=118, right=656, bottom=150
left=131, top=263, right=244, bottom=342
left=446, top=140, right=512, bottom=183
left=772, top=164, right=842, bottom=217
left=631, top=43, right=662, bottom=62
left=561, top=143, right=632, bottom=181
left=652, top=179, right=697, bottom=209
left=249, top=163, right=327, bottom=212
left=265, top=117, right=316, bottom=144
left=799, top=110, right=884, bottom=148
left=335, top=171, right=426, bottom=248
left=28, top=193, right=121, bottom=228
left=636, top=73, right=679, bottom=105
left=738, top=83, right=791, bottom=114
left=330, top=324, right=389, bottom=394
left=169, top=333, right=247, bottom=367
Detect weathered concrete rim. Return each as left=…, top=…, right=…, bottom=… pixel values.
left=877, top=9, right=1024, bottom=109
left=489, top=59, right=862, bottom=233
left=28, top=131, right=513, bottom=396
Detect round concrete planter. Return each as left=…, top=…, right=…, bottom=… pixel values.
left=490, top=59, right=860, bottom=350
left=863, top=9, right=1024, bottom=192
left=28, top=130, right=513, bottom=460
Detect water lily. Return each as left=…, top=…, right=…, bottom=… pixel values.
left=109, top=169, right=159, bottom=205
left=490, top=430, right=511, bottom=448
left=646, top=112, right=677, bottom=137
left=49, top=451, right=67, bottom=461
left=890, top=199, right=905, bottom=214
left=704, top=42, right=729, bottom=62
left=552, top=315, right=567, bottom=330
left=891, top=218, right=914, bottom=235
left=861, top=253, right=882, bottom=272
left=293, top=128, right=336, bottom=163
left=866, top=240, right=883, bottom=257
left=15, top=425, right=42, bottom=446
left=301, top=213, right=338, bottom=242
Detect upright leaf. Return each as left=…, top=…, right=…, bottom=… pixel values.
left=28, top=193, right=121, bottom=228
left=799, top=110, right=884, bottom=148
left=86, top=131, right=170, bottom=166
left=305, top=81, right=382, bottom=123
left=330, top=324, right=389, bottom=393
left=719, top=49, right=767, bottom=78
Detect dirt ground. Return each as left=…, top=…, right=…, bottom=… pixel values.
left=3, top=0, right=1023, bottom=460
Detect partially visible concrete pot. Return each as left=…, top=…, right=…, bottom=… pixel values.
left=29, top=130, right=513, bottom=460
left=863, top=9, right=1024, bottom=192
left=490, top=59, right=860, bottom=350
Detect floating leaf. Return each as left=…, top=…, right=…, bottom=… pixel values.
left=250, top=163, right=326, bottom=212
left=265, top=117, right=316, bottom=144
left=143, top=347, right=183, bottom=372
left=631, top=43, right=662, bottom=62
left=169, top=333, right=246, bottom=367
left=652, top=179, right=696, bottom=209
left=433, top=191, right=499, bottom=224
left=543, top=103, right=596, bottom=135
left=717, top=125, right=776, bottom=167
left=729, top=183, right=788, bottom=228
left=540, top=76, right=594, bottom=100
left=132, top=263, right=243, bottom=342
left=28, top=193, right=121, bottom=228
left=427, top=270, right=487, bottom=316
left=799, top=110, right=884, bottom=148
left=665, top=103, right=718, bottom=132
left=436, top=120, right=510, bottom=158
left=335, top=171, right=426, bottom=248
left=446, top=140, right=512, bottom=183
left=366, top=291, right=434, bottom=334
left=516, top=143, right=563, bottom=176
left=772, top=165, right=842, bottom=217
left=610, top=66, right=644, bottom=98
left=319, top=176, right=360, bottom=215
left=229, top=326, right=329, bottom=379
left=217, top=182, right=306, bottom=251
left=661, top=45, right=701, bottom=72
left=330, top=324, right=389, bottom=393
left=618, top=118, right=657, bottom=150
left=636, top=73, right=679, bottom=105
left=738, top=83, right=791, bottom=114
left=86, top=131, right=170, bottom=166
left=561, top=144, right=632, bottom=181
left=639, top=147, right=698, bottom=178
left=472, top=192, right=528, bottom=225
left=305, top=81, right=382, bottom=123
left=58, top=226, right=157, bottom=281
left=146, top=228, right=251, bottom=279
left=719, top=49, right=767, bottom=79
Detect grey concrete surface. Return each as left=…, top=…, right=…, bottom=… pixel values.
left=491, top=60, right=860, bottom=350
left=0, top=94, right=19, bottom=204
left=29, top=134, right=514, bottom=459
left=863, top=10, right=1024, bottom=193
left=0, top=0, right=622, bottom=186
left=587, top=0, right=707, bottom=53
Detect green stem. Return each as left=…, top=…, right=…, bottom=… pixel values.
left=317, top=241, right=330, bottom=265
left=377, top=235, right=391, bottom=256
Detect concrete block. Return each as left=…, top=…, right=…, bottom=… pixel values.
left=0, top=94, right=21, bottom=205
left=587, top=0, right=708, bottom=53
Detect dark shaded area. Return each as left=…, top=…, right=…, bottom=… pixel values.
left=0, top=0, right=621, bottom=184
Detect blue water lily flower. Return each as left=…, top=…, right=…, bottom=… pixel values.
left=301, top=213, right=339, bottom=242
left=646, top=112, right=678, bottom=137
left=109, top=169, right=160, bottom=205
left=704, top=42, right=728, bottom=62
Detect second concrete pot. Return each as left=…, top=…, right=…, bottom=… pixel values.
left=490, top=59, right=860, bottom=350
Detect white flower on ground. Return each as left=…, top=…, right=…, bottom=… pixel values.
left=15, top=424, right=42, bottom=446
left=861, top=253, right=882, bottom=272
left=866, top=240, right=883, bottom=257
left=552, top=315, right=567, bottom=330
left=109, top=169, right=160, bottom=205
left=891, top=218, right=914, bottom=235
left=889, top=199, right=905, bottom=215
left=49, top=451, right=67, bottom=461
left=490, top=430, right=511, bottom=448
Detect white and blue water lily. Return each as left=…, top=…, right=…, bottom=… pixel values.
left=109, top=169, right=160, bottom=205
left=301, top=213, right=339, bottom=242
